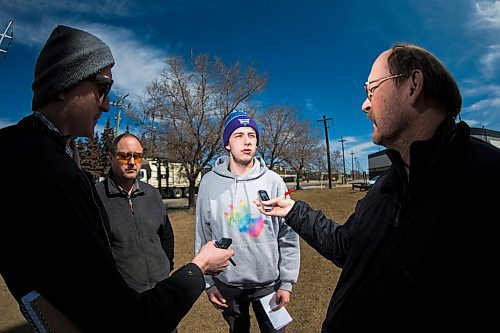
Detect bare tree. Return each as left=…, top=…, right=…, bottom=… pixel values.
left=136, top=53, right=267, bottom=208
left=256, top=105, right=303, bottom=170
left=281, top=120, right=322, bottom=189
left=330, top=150, right=343, bottom=178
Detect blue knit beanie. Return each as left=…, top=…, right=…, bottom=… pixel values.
left=32, top=25, right=115, bottom=110
left=223, top=109, right=259, bottom=147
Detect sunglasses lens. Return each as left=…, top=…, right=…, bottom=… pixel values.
left=95, top=75, right=113, bottom=99
left=133, top=154, right=143, bottom=163
left=98, top=85, right=106, bottom=98
left=115, top=152, right=143, bottom=164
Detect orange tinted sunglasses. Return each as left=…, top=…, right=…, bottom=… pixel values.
left=115, top=152, right=143, bottom=165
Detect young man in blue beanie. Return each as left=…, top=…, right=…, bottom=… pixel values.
left=195, top=109, right=300, bottom=333
left=0, top=25, right=234, bottom=333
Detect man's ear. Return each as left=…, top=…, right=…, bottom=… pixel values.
left=408, top=69, right=424, bottom=103
left=57, top=91, right=66, bottom=101
left=225, top=144, right=230, bottom=151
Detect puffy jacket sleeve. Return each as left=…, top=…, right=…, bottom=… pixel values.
left=284, top=200, right=351, bottom=268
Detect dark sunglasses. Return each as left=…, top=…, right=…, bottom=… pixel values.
left=115, top=152, right=143, bottom=165
left=94, top=74, right=113, bottom=100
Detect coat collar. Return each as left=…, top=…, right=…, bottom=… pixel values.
left=382, top=119, right=469, bottom=195
left=103, top=169, right=143, bottom=197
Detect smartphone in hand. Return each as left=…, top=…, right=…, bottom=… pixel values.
left=258, top=190, right=273, bottom=212
left=215, top=238, right=236, bottom=266
left=215, top=237, right=232, bottom=249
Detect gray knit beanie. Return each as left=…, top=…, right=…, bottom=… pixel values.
left=32, top=25, right=115, bottom=110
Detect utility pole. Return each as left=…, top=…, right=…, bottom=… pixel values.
left=351, top=150, right=355, bottom=180
left=0, top=19, right=14, bottom=60
left=338, top=135, right=347, bottom=184
left=317, top=115, right=333, bottom=189
left=146, top=106, right=162, bottom=156
left=111, top=93, right=131, bottom=136
left=354, top=156, right=359, bottom=180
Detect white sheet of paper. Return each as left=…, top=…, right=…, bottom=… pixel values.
left=259, top=292, right=293, bottom=330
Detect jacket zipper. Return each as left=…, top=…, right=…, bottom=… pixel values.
left=128, top=197, right=134, bottom=214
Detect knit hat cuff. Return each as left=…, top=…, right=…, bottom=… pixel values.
left=222, top=110, right=259, bottom=146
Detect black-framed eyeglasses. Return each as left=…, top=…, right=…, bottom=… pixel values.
left=364, top=73, right=405, bottom=101
left=94, top=74, right=113, bottom=100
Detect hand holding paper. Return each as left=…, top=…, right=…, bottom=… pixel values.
left=259, top=292, right=293, bottom=330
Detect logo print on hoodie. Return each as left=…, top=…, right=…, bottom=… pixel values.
left=224, top=199, right=264, bottom=237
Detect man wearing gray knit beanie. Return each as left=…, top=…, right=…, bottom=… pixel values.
left=0, top=24, right=235, bottom=333
left=31, top=24, right=115, bottom=139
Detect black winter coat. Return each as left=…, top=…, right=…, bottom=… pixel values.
left=286, top=120, right=500, bottom=332
left=0, top=115, right=204, bottom=333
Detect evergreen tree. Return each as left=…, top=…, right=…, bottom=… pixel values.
left=100, top=118, right=115, bottom=176
left=80, top=132, right=102, bottom=181
left=76, top=138, right=86, bottom=161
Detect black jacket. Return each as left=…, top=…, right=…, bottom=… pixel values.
left=96, top=175, right=175, bottom=292
left=286, top=120, right=500, bottom=332
left=0, top=115, right=204, bottom=333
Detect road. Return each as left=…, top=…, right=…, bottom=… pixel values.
left=161, top=180, right=355, bottom=209
left=163, top=197, right=189, bottom=209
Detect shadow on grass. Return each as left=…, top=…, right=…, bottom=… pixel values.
left=1, top=322, right=35, bottom=333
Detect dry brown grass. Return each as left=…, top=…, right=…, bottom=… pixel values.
left=0, top=187, right=366, bottom=333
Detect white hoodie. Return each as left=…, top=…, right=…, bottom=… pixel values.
left=195, top=156, right=300, bottom=292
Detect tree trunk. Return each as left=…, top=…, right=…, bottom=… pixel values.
left=188, top=179, right=196, bottom=210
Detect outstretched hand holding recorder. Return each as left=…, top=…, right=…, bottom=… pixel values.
left=257, top=190, right=273, bottom=212
left=215, top=238, right=236, bottom=266
left=253, top=190, right=296, bottom=218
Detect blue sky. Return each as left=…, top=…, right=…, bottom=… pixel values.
left=1, top=0, right=499, bottom=173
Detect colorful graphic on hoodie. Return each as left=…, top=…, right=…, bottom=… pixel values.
left=224, top=199, right=264, bottom=237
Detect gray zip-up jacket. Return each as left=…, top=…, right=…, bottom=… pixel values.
left=195, top=156, right=300, bottom=292
left=96, top=174, right=174, bottom=292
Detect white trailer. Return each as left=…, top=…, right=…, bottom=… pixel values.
left=139, top=158, right=200, bottom=199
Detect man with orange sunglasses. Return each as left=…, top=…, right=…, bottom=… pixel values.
left=96, top=133, right=175, bottom=294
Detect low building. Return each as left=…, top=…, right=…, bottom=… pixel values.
left=470, top=127, right=500, bottom=149
left=368, top=150, right=391, bottom=179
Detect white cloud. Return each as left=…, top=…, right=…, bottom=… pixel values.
left=460, top=118, right=481, bottom=127
left=462, top=96, right=500, bottom=128
left=4, top=16, right=169, bottom=107
left=463, top=97, right=500, bottom=112
left=84, top=24, right=168, bottom=101
left=465, top=1, right=500, bottom=82
left=343, top=136, right=359, bottom=144
left=473, top=0, right=500, bottom=29
left=461, top=81, right=500, bottom=97
left=480, top=44, right=500, bottom=78
left=349, top=140, right=379, bottom=156
left=305, top=97, right=314, bottom=111
left=0, top=118, right=16, bottom=129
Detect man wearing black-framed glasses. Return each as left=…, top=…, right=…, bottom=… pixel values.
left=255, top=43, right=500, bottom=331
left=0, top=24, right=234, bottom=333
